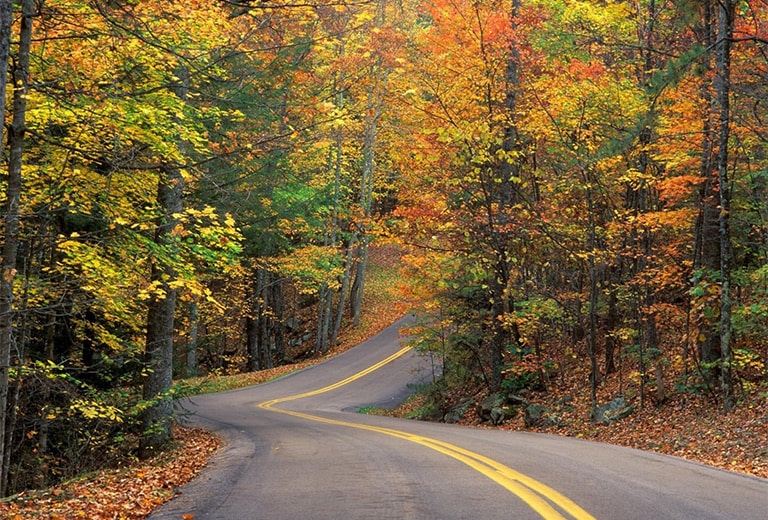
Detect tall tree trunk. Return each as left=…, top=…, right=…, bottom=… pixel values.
left=259, top=270, right=272, bottom=369
left=185, top=300, right=199, bottom=378
left=350, top=239, right=368, bottom=327
left=331, top=235, right=356, bottom=348
left=0, top=0, right=10, bottom=143
left=270, top=279, right=285, bottom=365
left=315, top=11, right=350, bottom=354
left=141, top=62, right=191, bottom=454
left=0, top=0, right=32, bottom=496
left=715, top=0, right=735, bottom=411
left=247, top=268, right=266, bottom=371
left=140, top=167, right=183, bottom=457
left=351, top=11, right=387, bottom=326
left=484, top=0, right=522, bottom=392
left=586, top=177, right=599, bottom=417
left=693, top=0, right=721, bottom=384
left=315, top=283, right=332, bottom=355
left=604, top=287, right=618, bottom=374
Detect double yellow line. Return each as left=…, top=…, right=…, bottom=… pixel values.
left=258, top=346, right=596, bottom=520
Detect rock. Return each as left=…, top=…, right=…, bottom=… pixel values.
left=524, top=403, right=550, bottom=428
left=505, top=394, right=531, bottom=407
left=477, top=393, right=504, bottom=423
left=444, top=399, right=473, bottom=424
left=476, top=394, right=520, bottom=425
left=592, top=396, right=636, bottom=425
left=489, top=405, right=517, bottom=425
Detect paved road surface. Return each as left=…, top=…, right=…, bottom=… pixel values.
left=150, top=317, right=768, bottom=519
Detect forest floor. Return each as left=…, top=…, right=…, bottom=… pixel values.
left=1, top=244, right=766, bottom=519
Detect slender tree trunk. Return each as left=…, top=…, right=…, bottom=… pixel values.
left=140, top=61, right=191, bottom=454
left=0, top=0, right=10, bottom=142
left=315, top=283, right=332, bottom=355
left=185, top=300, right=199, bottom=378
left=271, top=280, right=285, bottom=365
left=586, top=179, right=599, bottom=417
left=315, top=12, right=349, bottom=355
left=716, top=0, right=735, bottom=411
left=259, top=271, right=272, bottom=369
left=247, top=314, right=259, bottom=371
left=604, top=288, right=618, bottom=374
left=484, top=0, right=522, bottom=392
left=140, top=167, right=183, bottom=457
left=1, top=253, right=31, bottom=496
left=331, top=235, right=356, bottom=348
left=247, top=269, right=266, bottom=371
left=694, top=1, right=722, bottom=385
left=0, top=0, right=33, bottom=496
left=350, top=239, right=368, bottom=327
left=351, top=22, right=386, bottom=326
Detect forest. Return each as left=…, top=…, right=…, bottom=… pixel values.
left=0, top=0, right=766, bottom=499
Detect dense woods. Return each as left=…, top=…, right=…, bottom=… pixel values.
left=0, top=0, right=766, bottom=497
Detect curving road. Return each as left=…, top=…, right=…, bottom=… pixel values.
left=149, top=317, right=768, bottom=520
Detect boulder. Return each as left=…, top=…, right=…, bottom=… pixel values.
left=592, top=396, right=636, bottom=425
left=443, top=399, right=473, bottom=424
left=489, top=404, right=517, bottom=425
left=524, top=403, right=550, bottom=428
left=477, top=393, right=504, bottom=422
left=476, top=393, right=520, bottom=425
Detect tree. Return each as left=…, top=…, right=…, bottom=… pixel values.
left=0, top=0, right=33, bottom=495
left=393, top=0, right=533, bottom=393
left=714, top=0, right=736, bottom=411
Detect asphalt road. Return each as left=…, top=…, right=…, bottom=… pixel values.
left=149, top=317, right=768, bottom=520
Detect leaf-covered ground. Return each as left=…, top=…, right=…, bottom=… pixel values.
left=0, top=427, right=219, bottom=520
left=561, top=384, right=766, bottom=477
left=1, top=245, right=764, bottom=518
left=467, top=386, right=768, bottom=479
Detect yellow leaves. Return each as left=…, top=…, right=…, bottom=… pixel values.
left=69, top=399, right=124, bottom=423
left=559, top=0, right=634, bottom=45
left=618, top=167, right=656, bottom=191
left=271, top=245, right=344, bottom=295
left=137, top=281, right=168, bottom=302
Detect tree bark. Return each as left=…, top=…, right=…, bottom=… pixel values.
left=351, top=17, right=386, bottom=327
left=185, top=300, right=199, bottom=378
left=331, top=236, right=356, bottom=348
left=715, top=0, right=735, bottom=411
left=140, top=167, right=183, bottom=457
left=0, top=0, right=33, bottom=496
left=693, top=0, right=722, bottom=382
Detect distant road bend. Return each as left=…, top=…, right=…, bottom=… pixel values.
left=150, top=317, right=768, bottom=520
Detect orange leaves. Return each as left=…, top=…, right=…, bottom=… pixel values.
left=0, top=427, right=219, bottom=520
left=655, top=174, right=702, bottom=205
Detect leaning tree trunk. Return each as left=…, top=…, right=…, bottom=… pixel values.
left=0, top=0, right=32, bottom=497
left=140, top=167, right=183, bottom=457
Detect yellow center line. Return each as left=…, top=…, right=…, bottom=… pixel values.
left=258, top=345, right=596, bottom=520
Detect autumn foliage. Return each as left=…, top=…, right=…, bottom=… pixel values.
left=0, top=0, right=766, bottom=503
